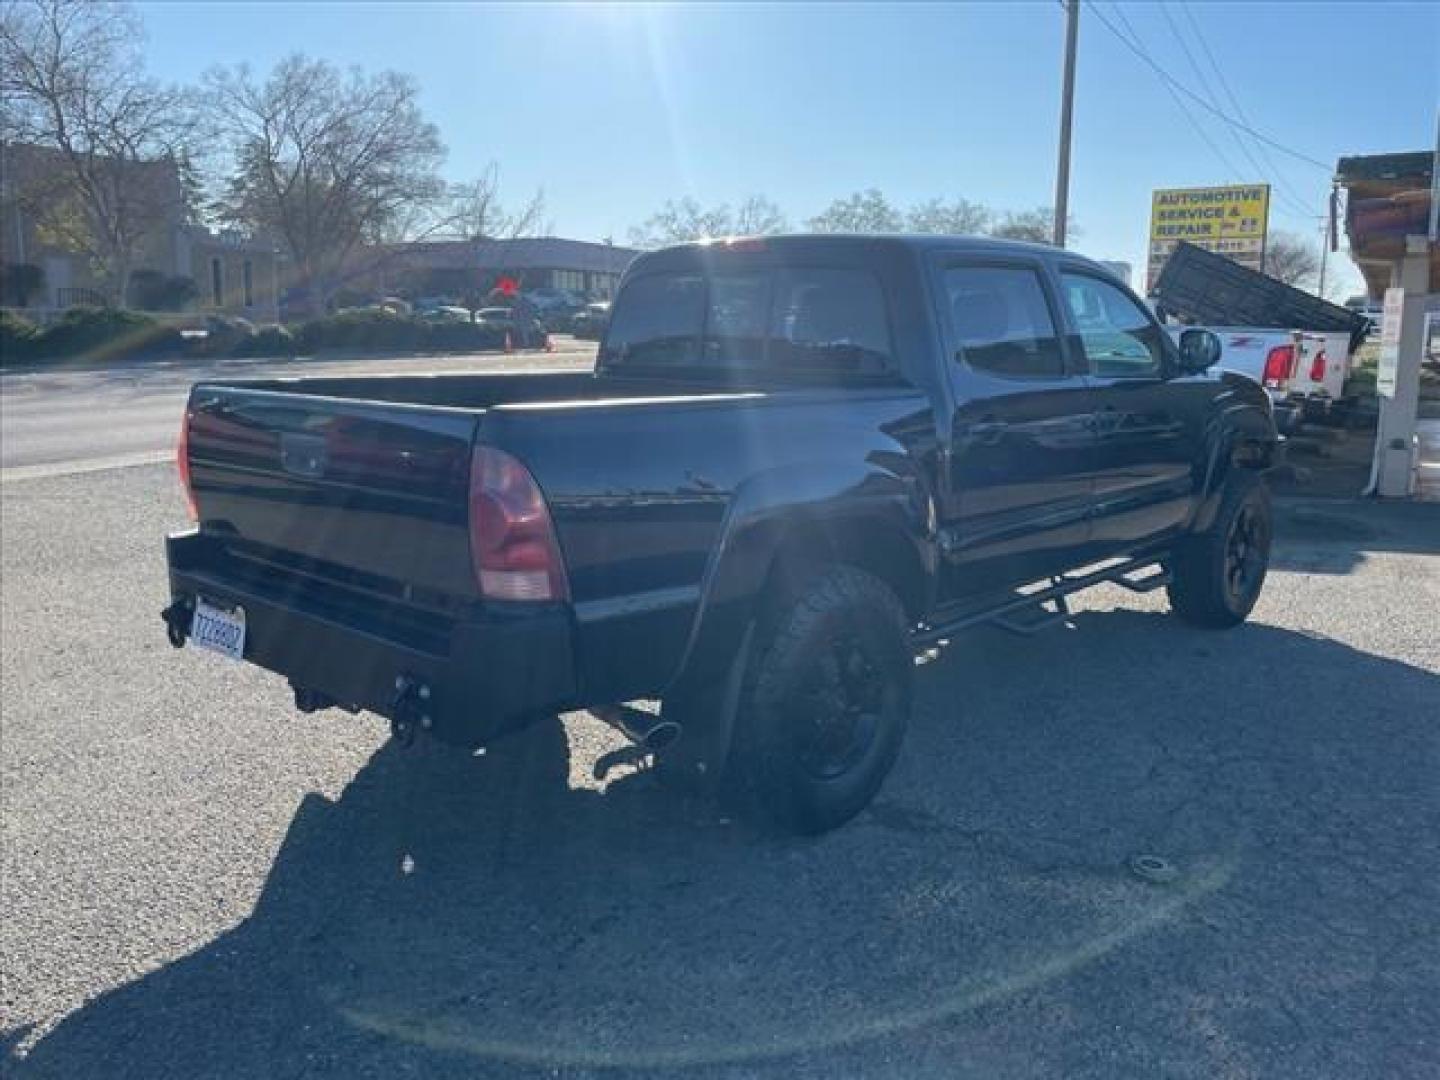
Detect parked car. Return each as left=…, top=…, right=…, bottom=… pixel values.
left=163, top=235, right=1279, bottom=834
left=570, top=301, right=610, bottom=340
left=418, top=305, right=473, bottom=324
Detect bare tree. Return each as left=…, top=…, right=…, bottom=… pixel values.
left=205, top=55, right=446, bottom=314
left=1261, top=232, right=1321, bottom=289
left=733, top=194, right=787, bottom=236
left=906, top=197, right=990, bottom=235
left=991, top=207, right=1075, bottom=244
left=1, top=0, right=199, bottom=304
left=629, top=197, right=738, bottom=248
left=807, top=189, right=904, bottom=233
left=448, top=162, right=549, bottom=240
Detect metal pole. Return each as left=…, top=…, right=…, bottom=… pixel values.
left=1428, top=105, right=1439, bottom=243
left=1317, top=220, right=1329, bottom=297
left=1053, top=0, right=1079, bottom=248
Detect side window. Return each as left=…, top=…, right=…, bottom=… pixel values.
left=601, top=273, right=705, bottom=367
left=1060, top=272, right=1165, bottom=377
left=945, top=265, right=1064, bottom=378
left=769, top=268, right=893, bottom=374
left=704, top=272, right=771, bottom=367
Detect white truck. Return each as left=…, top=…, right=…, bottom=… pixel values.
left=1152, top=242, right=1369, bottom=434
left=1164, top=327, right=1353, bottom=433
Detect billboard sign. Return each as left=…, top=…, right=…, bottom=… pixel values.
left=1147, top=184, right=1270, bottom=291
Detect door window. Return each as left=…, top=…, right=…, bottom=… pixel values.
left=944, top=266, right=1065, bottom=378
left=1060, top=272, right=1165, bottom=377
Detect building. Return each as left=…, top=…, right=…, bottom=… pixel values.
left=1, top=141, right=278, bottom=318
left=362, top=237, right=640, bottom=303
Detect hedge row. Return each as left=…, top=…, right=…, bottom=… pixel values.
left=1, top=307, right=513, bottom=367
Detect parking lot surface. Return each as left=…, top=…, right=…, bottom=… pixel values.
left=3, top=421, right=1439, bottom=1077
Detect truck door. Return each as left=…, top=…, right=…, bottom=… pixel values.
left=1056, top=267, right=1200, bottom=548
left=937, top=258, right=1095, bottom=598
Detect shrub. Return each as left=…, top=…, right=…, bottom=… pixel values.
left=1, top=263, right=46, bottom=307
left=236, top=324, right=295, bottom=357
left=32, top=307, right=182, bottom=361
left=294, top=309, right=426, bottom=352
left=1, top=309, right=39, bottom=365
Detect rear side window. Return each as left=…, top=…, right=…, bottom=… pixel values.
left=770, top=268, right=893, bottom=374
left=601, top=273, right=704, bottom=367
left=945, top=265, right=1064, bottom=378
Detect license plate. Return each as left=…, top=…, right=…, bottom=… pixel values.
left=191, top=598, right=246, bottom=661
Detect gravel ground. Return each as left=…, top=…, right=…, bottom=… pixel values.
left=2, top=466, right=1438, bottom=1078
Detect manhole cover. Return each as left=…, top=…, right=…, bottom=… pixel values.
left=1128, top=854, right=1179, bottom=884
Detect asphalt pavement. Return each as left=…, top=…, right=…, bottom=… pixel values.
left=2, top=360, right=1438, bottom=1078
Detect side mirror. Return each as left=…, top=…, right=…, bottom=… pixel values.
left=1178, top=328, right=1221, bottom=373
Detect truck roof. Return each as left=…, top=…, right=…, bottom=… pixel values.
left=632, top=232, right=1104, bottom=273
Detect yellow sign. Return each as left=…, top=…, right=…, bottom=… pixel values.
left=1147, top=184, right=1271, bottom=290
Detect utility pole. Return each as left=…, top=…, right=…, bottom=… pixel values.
left=1053, top=0, right=1079, bottom=248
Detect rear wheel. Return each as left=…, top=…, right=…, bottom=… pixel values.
left=1167, top=471, right=1272, bottom=628
left=732, top=563, right=912, bottom=834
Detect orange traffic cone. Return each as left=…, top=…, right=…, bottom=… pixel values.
left=503, top=330, right=513, bottom=354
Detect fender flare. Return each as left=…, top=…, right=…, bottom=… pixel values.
left=661, top=460, right=935, bottom=698
left=1189, top=403, right=1277, bottom=534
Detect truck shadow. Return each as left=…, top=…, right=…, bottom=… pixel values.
left=10, top=611, right=1440, bottom=1078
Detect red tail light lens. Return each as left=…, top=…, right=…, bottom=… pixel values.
left=468, top=445, right=569, bottom=602
left=176, top=408, right=198, bottom=521
left=1309, top=350, right=1327, bottom=382
left=1262, top=345, right=1295, bottom=388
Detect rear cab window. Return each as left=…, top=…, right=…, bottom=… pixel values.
left=602, top=262, right=899, bottom=381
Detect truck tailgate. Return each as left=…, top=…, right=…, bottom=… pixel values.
left=185, top=384, right=480, bottom=599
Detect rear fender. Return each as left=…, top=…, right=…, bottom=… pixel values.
left=1189, top=401, right=1278, bottom=534
left=662, top=461, right=935, bottom=697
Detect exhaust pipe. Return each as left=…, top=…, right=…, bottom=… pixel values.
left=589, top=705, right=682, bottom=781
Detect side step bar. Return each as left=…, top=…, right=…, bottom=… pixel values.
left=913, top=557, right=1171, bottom=647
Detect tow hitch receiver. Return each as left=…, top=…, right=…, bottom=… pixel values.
left=390, top=674, right=434, bottom=747
left=161, top=598, right=193, bottom=648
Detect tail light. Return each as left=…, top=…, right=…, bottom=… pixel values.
left=176, top=408, right=198, bottom=521
left=468, top=445, right=569, bottom=602
left=1309, top=349, right=1327, bottom=383
left=1262, top=344, right=1295, bottom=388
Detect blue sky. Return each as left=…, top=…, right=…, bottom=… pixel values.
left=138, top=1, right=1439, bottom=296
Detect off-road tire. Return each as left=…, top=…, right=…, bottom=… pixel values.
left=1167, top=471, right=1272, bottom=628
left=732, top=563, right=912, bottom=834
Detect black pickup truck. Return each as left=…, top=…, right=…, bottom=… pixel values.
left=163, top=235, right=1279, bottom=833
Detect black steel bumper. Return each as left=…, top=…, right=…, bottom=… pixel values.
left=163, top=531, right=577, bottom=747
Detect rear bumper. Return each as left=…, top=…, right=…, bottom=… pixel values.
left=164, top=531, right=577, bottom=746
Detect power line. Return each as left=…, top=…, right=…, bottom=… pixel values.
left=1157, top=2, right=1313, bottom=217
left=1174, top=1, right=1318, bottom=217
left=1107, top=4, right=1248, bottom=181
left=1087, top=1, right=1332, bottom=172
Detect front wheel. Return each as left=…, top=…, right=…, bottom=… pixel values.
left=732, top=564, right=912, bottom=834
left=1167, top=471, right=1272, bottom=628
